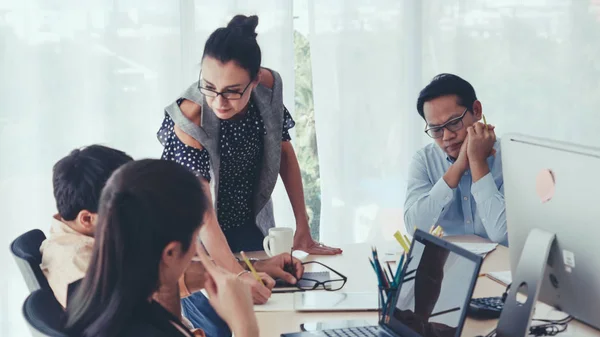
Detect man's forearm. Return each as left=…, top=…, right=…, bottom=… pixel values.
left=443, top=164, right=466, bottom=188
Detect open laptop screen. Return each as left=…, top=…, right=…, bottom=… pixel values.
left=385, top=231, right=482, bottom=337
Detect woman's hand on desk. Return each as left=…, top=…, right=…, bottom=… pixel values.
left=238, top=271, right=275, bottom=304
left=198, top=250, right=259, bottom=337
left=253, top=253, right=304, bottom=284
left=293, top=231, right=343, bottom=255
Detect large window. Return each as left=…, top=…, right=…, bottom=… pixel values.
left=294, top=28, right=321, bottom=239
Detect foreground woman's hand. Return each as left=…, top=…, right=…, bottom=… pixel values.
left=197, top=249, right=259, bottom=337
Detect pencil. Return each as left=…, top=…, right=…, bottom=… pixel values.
left=372, top=247, right=389, bottom=288
left=370, top=257, right=384, bottom=288
left=384, top=269, right=392, bottom=286
left=393, top=254, right=405, bottom=286
left=240, top=251, right=264, bottom=286
left=430, top=306, right=461, bottom=318
left=386, top=261, right=395, bottom=280
left=403, top=276, right=416, bottom=283
left=289, top=247, right=295, bottom=280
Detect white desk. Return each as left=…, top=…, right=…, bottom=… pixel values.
left=250, top=236, right=600, bottom=336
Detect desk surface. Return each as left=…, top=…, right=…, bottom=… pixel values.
left=253, top=235, right=599, bottom=337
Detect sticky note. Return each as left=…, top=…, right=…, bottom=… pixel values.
left=394, top=231, right=410, bottom=252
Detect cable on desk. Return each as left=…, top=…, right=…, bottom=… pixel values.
left=480, top=315, right=573, bottom=337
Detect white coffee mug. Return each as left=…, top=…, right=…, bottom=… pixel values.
left=262, top=227, right=294, bottom=257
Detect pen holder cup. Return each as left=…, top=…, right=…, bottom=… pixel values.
left=378, top=286, right=399, bottom=324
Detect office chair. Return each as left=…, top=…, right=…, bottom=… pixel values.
left=10, top=229, right=50, bottom=292
left=22, top=288, right=67, bottom=337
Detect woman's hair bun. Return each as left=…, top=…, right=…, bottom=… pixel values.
left=227, top=14, right=259, bottom=38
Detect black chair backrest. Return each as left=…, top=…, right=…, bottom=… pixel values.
left=22, top=288, right=68, bottom=337
left=10, top=229, right=51, bottom=292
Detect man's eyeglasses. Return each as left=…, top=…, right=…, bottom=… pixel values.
left=424, top=108, right=469, bottom=139
left=293, top=261, right=348, bottom=291
left=197, top=72, right=252, bottom=100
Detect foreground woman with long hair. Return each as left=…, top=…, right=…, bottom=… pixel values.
left=65, top=159, right=258, bottom=337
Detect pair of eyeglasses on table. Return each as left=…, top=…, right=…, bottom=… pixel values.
left=273, top=261, right=348, bottom=293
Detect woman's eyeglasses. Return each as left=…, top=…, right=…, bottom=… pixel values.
left=197, top=72, right=252, bottom=100
left=424, top=108, right=469, bottom=139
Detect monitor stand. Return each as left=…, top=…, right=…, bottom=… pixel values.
left=496, top=228, right=556, bottom=337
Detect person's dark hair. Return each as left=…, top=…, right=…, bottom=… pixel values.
left=202, top=14, right=261, bottom=80
left=53, top=145, right=133, bottom=221
left=416, top=73, right=478, bottom=119
left=65, top=159, right=209, bottom=337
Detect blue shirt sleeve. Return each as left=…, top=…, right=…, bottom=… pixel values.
left=403, top=151, right=455, bottom=234
left=471, top=172, right=507, bottom=243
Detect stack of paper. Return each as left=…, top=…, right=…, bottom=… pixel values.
left=381, top=241, right=498, bottom=261
left=486, top=271, right=512, bottom=286
left=455, top=242, right=498, bottom=256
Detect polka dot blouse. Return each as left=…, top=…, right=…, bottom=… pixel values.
left=158, top=99, right=295, bottom=232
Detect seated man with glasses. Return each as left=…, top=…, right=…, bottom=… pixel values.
left=403, top=74, right=506, bottom=245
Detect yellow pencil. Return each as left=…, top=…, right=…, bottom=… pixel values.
left=240, top=251, right=264, bottom=286
left=403, top=234, right=411, bottom=247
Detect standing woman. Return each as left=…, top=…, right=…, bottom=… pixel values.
left=158, top=14, right=341, bottom=259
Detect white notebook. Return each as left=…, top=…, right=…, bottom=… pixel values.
left=486, top=270, right=512, bottom=286
left=455, top=242, right=498, bottom=256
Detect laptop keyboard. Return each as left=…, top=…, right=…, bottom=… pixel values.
left=322, top=326, right=380, bottom=337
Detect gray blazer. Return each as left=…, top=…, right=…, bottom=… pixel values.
left=164, top=69, right=284, bottom=235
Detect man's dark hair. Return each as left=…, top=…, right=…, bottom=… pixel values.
left=416, top=73, right=478, bottom=119
left=53, top=145, right=133, bottom=221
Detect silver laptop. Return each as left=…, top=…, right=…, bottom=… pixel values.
left=281, top=229, right=483, bottom=337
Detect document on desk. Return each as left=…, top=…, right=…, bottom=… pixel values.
left=253, top=293, right=295, bottom=312
left=454, top=242, right=498, bottom=256
left=381, top=241, right=498, bottom=261
left=486, top=271, right=512, bottom=286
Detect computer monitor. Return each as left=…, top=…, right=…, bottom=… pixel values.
left=498, top=133, right=600, bottom=335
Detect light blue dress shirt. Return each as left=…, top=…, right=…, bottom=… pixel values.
left=403, top=141, right=507, bottom=244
